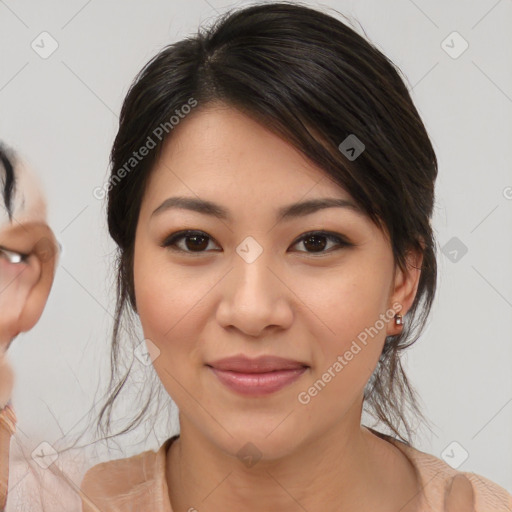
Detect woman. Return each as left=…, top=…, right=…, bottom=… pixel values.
left=79, top=2, right=512, bottom=511
left=0, top=142, right=61, bottom=511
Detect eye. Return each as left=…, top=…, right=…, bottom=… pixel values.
left=0, top=246, right=30, bottom=264
left=160, top=230, right=220, bottom=254
left=160, top=230, right=352, bottom=256
left=291, top=231, right=352, bottom=254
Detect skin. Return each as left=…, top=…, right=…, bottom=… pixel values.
left=0, top=157, right=59, bottom=510
left=0, top=158, right=57, bottom=354
left=133, top=103, right=425, bottom=512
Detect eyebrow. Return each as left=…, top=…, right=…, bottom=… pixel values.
left=151, top=196, right=363, bottom=222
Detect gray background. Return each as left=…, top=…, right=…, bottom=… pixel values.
left=1, top=0, right=511, bottom=491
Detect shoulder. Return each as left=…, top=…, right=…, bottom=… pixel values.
left=80, top=450, right=152, bottom=512
left=392, top=439, right=512, bottom=512
left=80, top=436, right=176, bottom=512
left=455, top=471, right=512, bottom=512
left=367, top=428, right=512, bottom=512
left=6, top=438, right=86, bottom=512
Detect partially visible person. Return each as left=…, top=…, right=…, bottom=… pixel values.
left=0, top=141, right=63, bottom=511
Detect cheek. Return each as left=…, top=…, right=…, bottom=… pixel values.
left=133, top=249, right=216, bottom=374
left=134, top=263, right=195, bottom=345
left=133, top=261, right=202, bottom=402
left=302, top=260, right=392, bottom=387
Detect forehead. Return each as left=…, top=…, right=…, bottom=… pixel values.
left=142, top=105, right=356, bottom=215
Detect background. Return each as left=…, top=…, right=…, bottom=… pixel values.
left=1, top=0, right=511, bottom=494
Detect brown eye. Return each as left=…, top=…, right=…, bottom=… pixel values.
left=301, top=234, right=328, bottom=252
left=161, top=230, right=219, bottom=253
left=182, top=233, right=209, bottom=251
left=291, top=231, right=351, bottom=254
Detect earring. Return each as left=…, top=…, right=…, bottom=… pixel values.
left=394, top=314, right=403, bottom=326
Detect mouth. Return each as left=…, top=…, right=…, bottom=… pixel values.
left=206, top=355, right=310, bottom=396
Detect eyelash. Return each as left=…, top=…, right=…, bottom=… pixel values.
left=159, top=230, right=352, bottom=256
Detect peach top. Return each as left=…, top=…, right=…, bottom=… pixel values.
left=80, top=433, right=512, bottom=512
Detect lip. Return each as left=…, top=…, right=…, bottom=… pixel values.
left=208, top=355, right=309, bottom=372
left=206, top=355, right=309, bottom=396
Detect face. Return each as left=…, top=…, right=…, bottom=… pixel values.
left=0, top=158, right=58, bottom=350
left=133, top=104, right=419, bottom=459
left=0, top=156, right=58, bottom=410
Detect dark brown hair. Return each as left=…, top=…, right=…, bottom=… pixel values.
left=97, top=1, right=438, bottom=445
left=0, top=142, right=16, bottom=220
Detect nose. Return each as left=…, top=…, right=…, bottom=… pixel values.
left=216, top=248, right=293, bottom=338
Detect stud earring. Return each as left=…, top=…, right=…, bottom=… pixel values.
left=394, top=314, right=403, bottom=326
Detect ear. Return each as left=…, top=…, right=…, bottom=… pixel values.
left=0, top=222, right=59, bottom=342
left=386, top=245, right=423, bottom=337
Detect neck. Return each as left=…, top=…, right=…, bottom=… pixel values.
left=166, top=411, right=421, bottom=512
